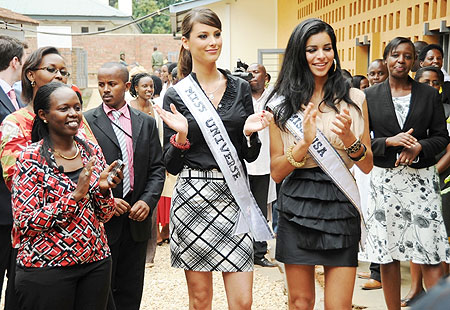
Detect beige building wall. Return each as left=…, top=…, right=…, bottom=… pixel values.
left=278, top=0, right=450, bottom=75
left=203, top=0, right=277, bottom=70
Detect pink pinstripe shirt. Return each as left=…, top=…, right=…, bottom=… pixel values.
left=103, top=102, right=134, bottom=191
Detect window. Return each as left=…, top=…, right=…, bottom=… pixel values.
left=432, top=0, right=437, bottom=19
left=81, top=26, right=89, bottom=33
left=407, top=7, right=412, bottom=26
left=441, top=0, right=447, bottom=18
left=396, top=11, right=400, bottom=29
left=98, top=27, right=106, bottom=31
left=414, top=4, right=420, bottom=24
left=423, top=2, right=429, bottom=22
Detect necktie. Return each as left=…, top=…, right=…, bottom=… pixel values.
left=7, top=89, right=19, bottom=110
left=111, top=110, right=130, bottom=196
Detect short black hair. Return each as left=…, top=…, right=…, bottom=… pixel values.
left=414, top=66, right=444, bottom=84
left=99, top=62, right=129, bottom=83
left=418, top=44, right=444, bottom=61
left=171, top=67, right=178, bottom=80
left=0, top=35, right=28, bottom=72
left=151, top=75, right=162, bottom=96
left=168, top=62, right=177, bottom=74
left=383, top=37, right=415, bottom=60
left=352, top=75, right=368, bottom=88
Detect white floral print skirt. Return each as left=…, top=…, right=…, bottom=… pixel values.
left=359, top=165, right=450, bottom=264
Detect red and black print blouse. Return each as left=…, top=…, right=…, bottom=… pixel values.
left=12, top=140, right=115, bottom=268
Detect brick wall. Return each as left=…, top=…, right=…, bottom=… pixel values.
left=72, top=34, right=181, bottom=87
left=25, top=33, right=181, bottom=88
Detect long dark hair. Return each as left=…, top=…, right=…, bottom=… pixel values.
left=31, top=82, right=92, bottom=168
left=178, top=8, right=222, bottom=79
left=21, top=46, right=62, bottom=104
left=269, top=18, right=359, bottom=130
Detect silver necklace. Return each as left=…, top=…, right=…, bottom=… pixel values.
left=204, top=73, right=222, bottom=101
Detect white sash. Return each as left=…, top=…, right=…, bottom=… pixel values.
left=174, top=75, right=274, bottom=242
left=267, top=96, right=367, bottom=248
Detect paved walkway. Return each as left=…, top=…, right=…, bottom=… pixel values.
left=264, top=239, right=413, bottom=310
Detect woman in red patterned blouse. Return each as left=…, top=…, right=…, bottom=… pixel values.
left=12, top=82, right=122, bottom=310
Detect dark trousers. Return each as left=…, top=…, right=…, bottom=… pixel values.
left=108, top=220, right=147, bottom=310
left=15, top=257, right=111, bottom=310
left=0, top=225, right=18, bottom=310
left=370, top=262, right=381, bottom=282
left=249, top=174, right=270, bottom=260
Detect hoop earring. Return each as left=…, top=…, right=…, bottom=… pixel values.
left=331, top=59, right=337, bottom=73
left=43, top=119, right=48, bottom=124
left=31, top=81, right=36, bottom=87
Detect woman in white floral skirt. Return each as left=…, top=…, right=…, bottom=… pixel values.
left=360, top=37, right=450, bottom=310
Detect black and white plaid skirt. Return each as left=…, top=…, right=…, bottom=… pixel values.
left=170, top=168, right=253, bottom=272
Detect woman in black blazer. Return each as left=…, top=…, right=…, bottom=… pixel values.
left=360, top=37, right=450, bottom=310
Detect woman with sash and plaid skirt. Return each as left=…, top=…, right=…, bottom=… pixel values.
left=154, top=8, right=273, bottom=310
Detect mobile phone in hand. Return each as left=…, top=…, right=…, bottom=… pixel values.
left=107, top=159, right=125, bottom=183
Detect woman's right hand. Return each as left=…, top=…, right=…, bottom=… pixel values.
left=99, top=160, right=124, bottom=193
left=73, top=157, right=96, bottom=202
left=302, top=103, right=317, bottom=146
left=154, top=103, right=188, bottom=136
left=386, top=128, right=417, bottom=148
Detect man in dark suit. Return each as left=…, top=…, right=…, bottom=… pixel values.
left=0, top=35, right=27, bottom=309
left=85, top=62, right=165, bottom=310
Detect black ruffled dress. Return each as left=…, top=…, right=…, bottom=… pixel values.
left=275, top=167, right=361, bottom=267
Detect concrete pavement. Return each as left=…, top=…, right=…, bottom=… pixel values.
left=261, top=239, right=414, bottom=310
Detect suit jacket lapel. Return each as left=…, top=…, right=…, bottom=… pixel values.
left=92, top=105, right=120, bottom=148
left=129, top=106, right=143, bottom=153
left=0, top=89, right=16, bottom=114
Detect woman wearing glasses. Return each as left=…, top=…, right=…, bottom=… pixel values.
left=0, top=46, right=96, bottom=190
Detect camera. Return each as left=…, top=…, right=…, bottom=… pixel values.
left=231, top=59, right=253, bottom=81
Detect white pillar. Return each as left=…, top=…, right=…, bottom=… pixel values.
left=118, top=0, right=133, bottom=16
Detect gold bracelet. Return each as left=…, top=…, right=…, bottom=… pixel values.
left=349, top=144, right=367, bottom=162
left=286, top=145, right=307, bottom=168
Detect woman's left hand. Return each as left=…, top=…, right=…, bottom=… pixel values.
left=395, top=142, right=422, bottom=166
left=243, top=110, right=273, bottom=136
left=331, top=108, right=357, bottom=146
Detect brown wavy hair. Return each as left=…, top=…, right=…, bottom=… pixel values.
left=177, top=8, right=221, bottom=79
